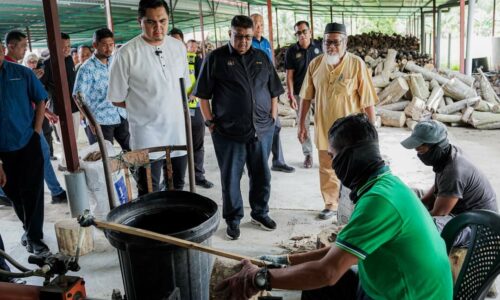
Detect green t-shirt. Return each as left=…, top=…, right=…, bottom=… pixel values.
left=336, top=170, right=453, bottom=300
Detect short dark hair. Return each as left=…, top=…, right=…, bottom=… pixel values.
left=169, top=28, right=184, bottom=40
left=186, top=39, right=197, bottom=44
left=61, top=32, right=70, bottom=40
left=5, top=30, right=27, bottom=45
left=138, top=0, right=170, bottom=18
left=231, top=15, right=253, bottom=29
left=78, top=45, right=92, bottom=52
left=93, top=28, right=114, bottom=43
left=294, top=21, right=310, bottom=30
left=328, top=114, right=378, bottom=151
left=70, top=48, right=77, bottom=55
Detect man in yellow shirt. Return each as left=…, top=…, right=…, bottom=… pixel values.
left=299, top=23, right=378, bottom=219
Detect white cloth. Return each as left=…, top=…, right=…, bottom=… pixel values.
left=107, top=35, right=191, bottom=158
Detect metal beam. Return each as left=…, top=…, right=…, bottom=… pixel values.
left=104, top=0, right=114, bottom=32
left=465, top=0, right=475, bottom=75
left=433, top=0, right=436, bottom=64
left=199, top=0, right=206, bottom=58
left=275, top=7, right=280, bottom=48
left=421, top=7, right=425, bottom=55
left=436, top=8, right=442, bottom=68
left=26, top=26, right=32, bottom=52
left=460, top=0, right=465, bottom=73
left=309, top=0, right=314, bottom=38
left=266, top=0, right=275, bottom=64
left=493, top=0, right=497, bottom=37
left=41, top=0, right=79, bottom=172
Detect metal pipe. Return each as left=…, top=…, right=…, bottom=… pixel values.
left=330, top=6, right=333, bottom=23
left=26, top=26, right=32, bottom=52
left=447, top=33, right=452, bottom=69
left=494, top=0, right=497, bottom=37
left=342, top=11, right=345, bottom=24
left=275, top=7, right=280, bottom=48
left=436, top=8, right=442, bottom=68
left=309, top=0, right=314, bottom=37
left=460, top=0, right=465, bottom=73
left=104, top=0, right=114, bottom=32
left=213, top=14, right=218, bottom=46
left=179, top=78, right=195, bottom=193
left=433, top=0, right=436, bottom=63
left=421, top=7, right=425, bottom=54
left=465, top=0, right=475, bottom=75
left=199, top=0, right=206, bottom=58
left=169, top=0, right=175, bottom=27
left=247, top=2, right=250, bottom=16
left=266, top=0, right=275, bottom=64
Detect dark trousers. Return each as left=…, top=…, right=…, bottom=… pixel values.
left=191, top=107, right=206, bottom=182
left=42, top=118, right=54, bottom=157
left=0, top=133, right=44, bottom=242
left=301, top=267, right=372, bottom=300
left=101, top=117, right=131, bottom=151
left=211, top=129, right=273, bottom=225
left=137, top=155, right=187, bottom=196
left=84, top=123, right=97, bottom=145
left=0, top=233, right=11, bottom=282
left=271, top=117, right=286, bottom=167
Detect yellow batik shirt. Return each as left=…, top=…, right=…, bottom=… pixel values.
left=299, top=52, right=378, bottom=150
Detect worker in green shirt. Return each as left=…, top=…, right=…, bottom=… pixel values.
left=215, top=113, right=453, bottom=300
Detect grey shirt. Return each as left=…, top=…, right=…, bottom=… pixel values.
left=435, top=145, right=498, bottom=215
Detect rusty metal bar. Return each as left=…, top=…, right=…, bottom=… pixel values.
left=266, top=0, right=275, bottom=64
left=460, top=0, right=465, bottom=73
left=42, top=0, right=79, bottom=172
left=104, top=0, right=114, bottom=32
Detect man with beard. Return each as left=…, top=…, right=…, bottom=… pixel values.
left=74, top=28, right=130, bottom=151
left=298, top=23, right=377, bottom=220
left=401, top=120, right=497, bottom=219
left=215, top=114, right=453, bottom=300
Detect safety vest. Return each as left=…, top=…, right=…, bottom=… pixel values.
left=187, top=52, right=199, bottom=109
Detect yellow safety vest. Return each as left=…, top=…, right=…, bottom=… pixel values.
left=187, top=52, right=199, bottom=109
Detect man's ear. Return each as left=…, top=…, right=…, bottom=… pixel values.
left=228, top=30, right=232, bottom=38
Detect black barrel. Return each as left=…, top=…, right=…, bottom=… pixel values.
left=105, top=191, right=220, bottom=300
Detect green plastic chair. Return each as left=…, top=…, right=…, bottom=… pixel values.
left=441, top=210, right=500, bottom=300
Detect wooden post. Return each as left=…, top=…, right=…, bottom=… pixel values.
left=266, top=0, right=275, bottom=64
left=104, top=0, right=114, bottom=32
left=55, top=219, right=94, bottom=256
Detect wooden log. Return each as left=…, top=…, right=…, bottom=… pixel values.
left=432, top=113, right=463, bottom=123
left=408, top=73, right=430, bottom=100
left=404, top=97, right=427, bottom=120
left=406, top=119, right=418, bottom=130
left=377, top=108, right=406, bottom=127
left=55, top=219, right=94, bottom=256
left=404, top=61, right=449, bottom=85
left=210, top=258, right=270, bottom=300
left=438, top=97, right=446, bottom=110
left=437, top=97, right=480, bottom=115
left=444, top=96, right=454, bottom=106
left=280, top=118, right=296, bottom=127
left=439, top=68, right=475, bottom=87
left=461, top=107, right=475, bottom=124
left=316, top=225, right=343, bottom=249
left=426, top=80, right=445, bottom=112
left=374, top=60, right=384, bottom=76
left=372, top=74, right=391, bottom=88
left=442, top=78, right=477, bottom=100
left=469, top=111, right=500, bottom=127
left=382, top=49, right=398, bottom=77
left=390, top=71, right=405, bottom=79
left=475, top=121, right=500, bottom=129
left=493, top=104, right=500, bottom=113
left=474, top=100, right=496, bottom=112
left=477, top=68, right=500, bottom=104
left=379, top=100, right=410, bottom=111
left=377, top=77, right=409, bottom=106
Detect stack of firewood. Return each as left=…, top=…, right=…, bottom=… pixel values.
left=374, top=50, right=500, bottom=130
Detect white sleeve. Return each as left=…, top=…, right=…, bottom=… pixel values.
left=181, top=47, right=191, bottom=89
left=107, top=51, right=129, bottom=103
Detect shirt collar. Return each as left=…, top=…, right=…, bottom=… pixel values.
left=90, top=53, right=113, bottom=66
left=4, top=55, right=17, bottom=63
left=228, top=42, right=254, bottom=56
left=294, top=40, right=316, bottom=51
left=252, top=36, right=268, bottom=44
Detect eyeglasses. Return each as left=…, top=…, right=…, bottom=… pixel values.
left=232, top=32, right=253, bottom=41
left=323, top=39, right=344, bottom=47
left=295, top=29, right=309, bottom=36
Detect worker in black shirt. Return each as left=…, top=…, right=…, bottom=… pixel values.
left=285, top=21, right=322, bottom=168
left=193, top=15, right=284, bottom=240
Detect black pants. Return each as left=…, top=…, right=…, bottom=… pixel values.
left=0, top=233, right=11, bottom=282
left=271, top=116, right=286, bottom=167
left=191, top=107, right=206, bottom=182
left=101, top=117, right=131, bottom=151
left=301, top=267, right=372, bottom=300
left=137, top=155, right=187, bottom=196
left=0, top=133, right=44, bottom=242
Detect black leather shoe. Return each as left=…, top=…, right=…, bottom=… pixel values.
left=318, top=209, right=335, bottom=220
left=21, top=232, right=27, bottom=247
left=26, top=240, right=50, bottom=255
left=51, top=191, right=67, bottom=204
left=271, top=164, right=295, bottom=173
left=196, top=179, right=214, bottom=189
left=251, top=215, right=277, bottom=231
left=226, top=223, right=240, bottom=240
left=0, top=195, right=12, bottom=207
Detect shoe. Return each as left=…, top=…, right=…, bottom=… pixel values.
left=26, top=240, right=50, bottom=255
left=8, top=278, right=27, bottom=284
left=51, top=191, right=67, bottom=204
left=271, top=164, right=295, bottom=173
left=0, top=195, right=12, bottom=207
left=303, top=155, right=313, bottom=168
left=251, top=215, right=277, bottom=231
left=318, top=209, right=335, bottom=220
left=226, top=223, right=240, bottom=240
left=21, top=232, right=27, bottom=247
left=196, top=179, right=214, bottom=189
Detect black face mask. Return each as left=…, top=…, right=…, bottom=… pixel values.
left=417, top=139, right=451, bottom=172
left=332, top=142, right=385, bottom=202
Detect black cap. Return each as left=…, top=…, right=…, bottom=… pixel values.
left=324, top=23, right=346, bottom=35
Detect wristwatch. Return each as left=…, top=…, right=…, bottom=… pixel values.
left=204, top=119, right=215, bottom=128
left=253, top=267, right=272, bottom=291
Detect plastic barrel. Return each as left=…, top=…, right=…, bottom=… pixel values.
left=105, top=191, right=220, bottom=300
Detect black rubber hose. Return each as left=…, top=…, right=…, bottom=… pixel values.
left=0, top=268, right=36, bottom=278
left=0, top=249, right=30, bottom=272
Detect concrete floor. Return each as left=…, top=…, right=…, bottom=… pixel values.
left=0, top=125, right=499, bottom=299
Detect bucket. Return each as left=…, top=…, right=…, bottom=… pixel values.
left=105, top=191, right=220, bottom=300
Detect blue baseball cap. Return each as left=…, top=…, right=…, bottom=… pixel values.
left=401, top=120, right=448, bottom=149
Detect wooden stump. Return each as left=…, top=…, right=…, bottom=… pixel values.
left=408, top=73, right=430, bottom=100
left=443, top=78, right=477, bottom=101
left=55, top=219, right=94, bottom=256
left=461, top=107, right=475, bottom=124
left=210, top=258, right=270, bottom=300
left=404, top=97, right=427, bottom=121
left=426, top=80, right=445, bottom=112
left=378, top=77, right=409, bottom=106
left=377, top=108, right=406, bottom=127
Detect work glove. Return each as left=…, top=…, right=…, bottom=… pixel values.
left=258, top=254, right=290, bottom=266
left=214, top=259, right=261, bottom=300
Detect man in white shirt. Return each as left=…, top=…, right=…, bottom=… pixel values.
left=107, top=0, right=191, bottom=194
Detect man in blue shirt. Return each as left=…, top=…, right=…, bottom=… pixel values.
left=0, top=40, right=50, bottom=255
left=251, top=13, right=294, bottom=174
left=73, top=28, right=130, bottom=151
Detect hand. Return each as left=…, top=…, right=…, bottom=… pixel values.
left=214, top=259, right=261, bottom=300
left=33, top=68, right=44, bottom=79
left=45, top=111, right=59, bottom=124
left=288, top=94, right=298, bottom=110
left=0, top=164, right=6, bottom=187
left=298, top=125, right=308, bottom=144
left=258, top=254, right=290, bottom=266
